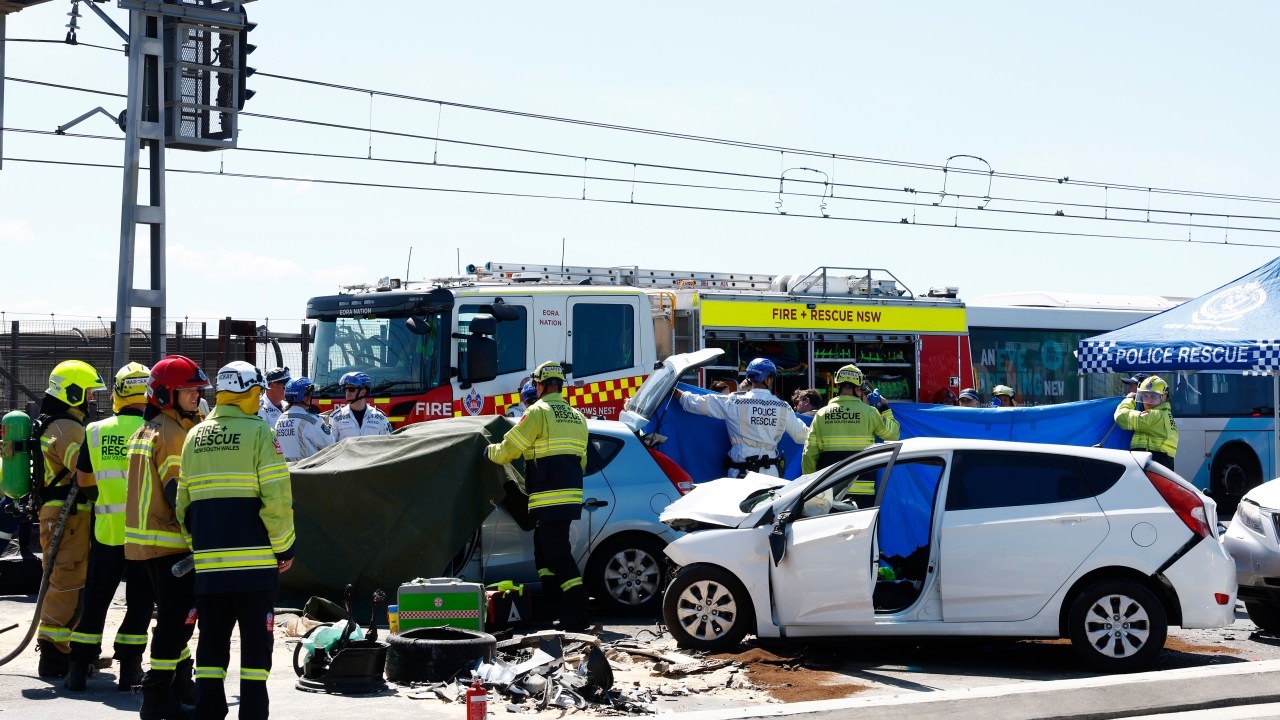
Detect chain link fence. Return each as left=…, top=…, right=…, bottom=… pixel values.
left=0, top=317, right=312, bottom=421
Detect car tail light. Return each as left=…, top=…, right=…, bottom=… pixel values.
left=1145, top=469, right=1211, bottom=539
left=1215, top=593, right=1231, bottom=606
left=647, top=447, right=692, bottom=496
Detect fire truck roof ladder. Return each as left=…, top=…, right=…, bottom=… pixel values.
left=473, top=262, right=778, bottom=291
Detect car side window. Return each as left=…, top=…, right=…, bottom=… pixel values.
left=1076, top=457, right=1125, bottom=496
left=585, top=434, right=625, bottom=476
left=946, top=451, right=1095, bottom=511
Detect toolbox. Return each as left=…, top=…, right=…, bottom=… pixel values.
left=485, top=581, right=532, bottom=632
left=397, top=577, right=485, bottom=632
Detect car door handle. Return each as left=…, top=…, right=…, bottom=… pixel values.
left=838, top=526, right=863, bottom=539
left=1051, top=514, right=1090, bottom=524
left=583, top=498, right=610, bottom=510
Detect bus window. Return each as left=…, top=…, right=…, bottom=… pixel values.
left=572, top=303, right=635, bottom=377
left=1172, top=373, right=1275, bottom=418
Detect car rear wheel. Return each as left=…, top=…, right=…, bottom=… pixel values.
left=587, top=533, right=667, bottom=615
left=1245, top=600, right=1280, bottom=633
left=663, top=564, right=752, bottom=652
left=1067, top=579, right=1167, bottom=672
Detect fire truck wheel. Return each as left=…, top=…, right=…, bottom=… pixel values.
left=385, top=627, right=497, bottom=684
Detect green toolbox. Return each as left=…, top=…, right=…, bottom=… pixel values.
left=397, top=577, right=485, bottom=631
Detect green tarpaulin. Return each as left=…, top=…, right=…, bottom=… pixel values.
left=279, top=415, right=524, bottom=612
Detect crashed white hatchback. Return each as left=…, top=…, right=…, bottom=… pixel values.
left=659, top=440, right=1237, bottom=672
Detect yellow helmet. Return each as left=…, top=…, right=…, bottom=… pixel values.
left=833, top=364, right=864, bottom=387
left=47, top=360, right=105, bottom=407
left=531, top=361, right=565, bottom=383
left=113, top=362, right=151, bottom=412
left=992, top=384, right=1015, bottom=397
left=1139, top=375, right=1168, bottom=395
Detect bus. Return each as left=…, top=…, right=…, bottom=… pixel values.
left=968, top=291, right=1275, bottom=511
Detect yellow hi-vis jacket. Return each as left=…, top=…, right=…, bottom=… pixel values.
left=177, top=404, right=294, bottom=594
left=125, top=407, right=197, bottom=560
left=82, top=411, right=146, bottom=546
left=486, top=392, right=588, bottom=521
left=1114, top=398, right=1179, bottom=457
left=801, top=395, right=900, bottom=476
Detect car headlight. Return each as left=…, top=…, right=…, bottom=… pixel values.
left=1238, top=500, right=1267, bottom=535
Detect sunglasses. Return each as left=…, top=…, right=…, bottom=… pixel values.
left=343, top=387, right=360, bottom=393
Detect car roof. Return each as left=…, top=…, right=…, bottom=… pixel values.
left=892, top=437, right=1135, bottom=463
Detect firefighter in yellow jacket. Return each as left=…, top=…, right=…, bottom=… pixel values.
left=65, top=362, right=155, bottom=692
left=177, top=361, right=295, bottom=720
left=126, top=354, right=209, bottom=719
left=34, top=360, right=104, bottom=678
left=486, top=361, right=590, bottom=631
left=802, top=365, right=900, bottom=476
left=1115, top=374, right=1178, bottom=472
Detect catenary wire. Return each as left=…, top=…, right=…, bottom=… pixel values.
left=6, top=155, right=1279, bottom=251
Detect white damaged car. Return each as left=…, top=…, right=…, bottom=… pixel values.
left=659, top=440, right=1236, bottom=672
left=1223, top=479, right=1280, bottom=632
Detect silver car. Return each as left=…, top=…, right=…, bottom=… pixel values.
left=1223, top=479, right=1280, bottom=632
left=456, top=350, right=719, bottom=613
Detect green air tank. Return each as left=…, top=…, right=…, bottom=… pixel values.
left=1, top=411, right=32, bottom=499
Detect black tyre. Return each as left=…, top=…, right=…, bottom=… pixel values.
left=384, top=627, right=496, bottom=684
left=1067, top=579, right=1167, bottom=673
left=587, top=533, right=667, bottom=615
left=663, top=564, right=753, bottom=652
left=1210, top=447, right=1262, bottom=516
left=1245, top=601, right=1280, bottom=633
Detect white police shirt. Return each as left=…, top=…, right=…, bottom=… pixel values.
left=329, top=403, right=393, bottom=442
left=679, top=388, right=809, bottom=468
left=258, top=395, right=285, bottom=428
left=274, top=405, right=334, bottom=462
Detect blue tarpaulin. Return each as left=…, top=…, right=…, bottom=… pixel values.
left=649, top=384, right=1131, bottom=484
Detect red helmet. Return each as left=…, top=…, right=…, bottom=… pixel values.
left=148, top=355, right=210, bottom=409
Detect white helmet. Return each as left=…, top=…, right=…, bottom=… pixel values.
left=216, top=361, right=266, bottom=394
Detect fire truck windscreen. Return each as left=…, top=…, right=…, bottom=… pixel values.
left=311, top=312, right=448, bottom=398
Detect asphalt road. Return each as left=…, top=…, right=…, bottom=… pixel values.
left=2, top=593, right=1279, bottom=719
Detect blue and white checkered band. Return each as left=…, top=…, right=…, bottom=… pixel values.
left=1076, top=340, right=1117, bottom=373
left=1250, top=341, right=1280, bottom=373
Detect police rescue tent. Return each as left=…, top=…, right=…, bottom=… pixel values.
left=1077, top=255, right=1280, bottom=474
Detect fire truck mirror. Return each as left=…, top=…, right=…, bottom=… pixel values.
left=404, top=316, right=434, bottom=336
left=484, top=302, right=521, bottom=323
left=468, top=314, right=497, bottom=336
left=464, top=337, right=498, bottom=385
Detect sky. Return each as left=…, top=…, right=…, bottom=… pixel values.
left=3, top=1, right=1280, bottom=329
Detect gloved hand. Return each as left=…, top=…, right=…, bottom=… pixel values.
left=867, top=389, right=883, bottom=409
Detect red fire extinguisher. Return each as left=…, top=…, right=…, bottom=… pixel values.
left=466, top=677, right=487, bottom=720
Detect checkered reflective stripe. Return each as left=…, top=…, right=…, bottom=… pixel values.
left=565, top=375, right=646, bottom=407
left=398, top=610, right=480, bottom=620
left=493, top=390, right=523, bottom=415
left=1251, top=341, right=1280, bottom=371
left=1076, top=340, right=1117, bottom=373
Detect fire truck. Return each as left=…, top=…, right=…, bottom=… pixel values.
left=303, top=264, right=971, bottom=424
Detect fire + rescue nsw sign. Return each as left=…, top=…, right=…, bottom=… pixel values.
left=698, top=299, right=966, bottom=333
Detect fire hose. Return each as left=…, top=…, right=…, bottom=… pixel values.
left=0, top=484, right=79, bottom=667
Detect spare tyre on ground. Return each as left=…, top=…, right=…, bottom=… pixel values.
left=385, top=626, right=497, bottom=683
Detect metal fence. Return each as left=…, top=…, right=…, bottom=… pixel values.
left=0, top=318, right=312, bottom=421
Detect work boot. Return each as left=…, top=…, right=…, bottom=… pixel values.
left=62, top=658, right=89, bottom=691
left=36, top=640, right=69, bottom=678
left=117, top=655, right=144, bottom=691
left=172, top=657, right=196, bottom=706
left=139, top=670, right=193, bottom=720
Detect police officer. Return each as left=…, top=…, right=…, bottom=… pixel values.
left=258, top=367, right=290, bottom=427
left=33, top=360, right=104, bottom=678
left=1115, top=375, right=1179, bottom=471
left=329, top=371, right=392, bottom=441
left=126, top=354, right=209, bottom=719
left=801, top=365, right=900, bottom=476
left=957, top=388, right=982, bottom=408
left=990, top=385, right=1017, bottom=407
left=486, top=361, right=590, bottom=631
left=177, top=361, right=295, bottom=720
left=1121, top=373, right=1149, bottom=397
left=65, top=363, right=155, bottom=692
left=506, top=380, right=538, bottom=419
left=672, top=358, right=809, bottom=478
left=274, top=377, right=334, bottom=462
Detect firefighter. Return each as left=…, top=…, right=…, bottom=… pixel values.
left=34, top=360, right=105, bottom=678
left=672, top=358, right=809, bottom=478
left=1115, top=375, right=1179, bottom=472
left=65, top=362, right=155, bottom=692
left=801, top=365, right=900, bottom=475
left=126, top=354, right=209, bottom=719
left=177, top=361, right=295, bottom=720
left=991, top=384, right=1017, bottom=407
left=274, top=377, right=333, bottom=462
left=257, top=367, right=290, bottom=427
left=329, top=371, right=392, bottom=441
left=485, top=361, right=590, bottom=631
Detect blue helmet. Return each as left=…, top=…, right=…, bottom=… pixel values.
left=284, top=377, right=314, bottom=403
left=745, top=358, right=777, bottom=383
left=520, top=381, right=538, bottom=405
left=339, top=371, right=372, bottom=389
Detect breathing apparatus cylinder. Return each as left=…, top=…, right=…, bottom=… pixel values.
left=0, top=411, right=32, bottom=500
